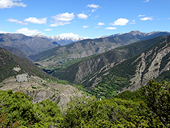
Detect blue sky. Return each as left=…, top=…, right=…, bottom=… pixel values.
left=0, top=0, right=170, bottom=38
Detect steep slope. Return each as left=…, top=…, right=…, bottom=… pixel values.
left=0, top=47, right=52, bottom=82
left=0, top=33, right=58, bottom=56
left=53, top=35, right=170, bottom=98
left=30, top=31, right=170, bottom=69
left=52, top=36, right=163, bottom=83
left=0, top=47, right=83, bottom=109
left=87, top=35, right=170, bottom=98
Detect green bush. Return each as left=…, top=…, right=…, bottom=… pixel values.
left=0, top=90, right=63, bottom=127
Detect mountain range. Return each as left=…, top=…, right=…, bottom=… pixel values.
left=50, top=34, right=170, bottom=98
left=0, top=33, right=60, bottom=57
left=0, top=30, right=170, bottom=127
left=30, top=30, right=170, bottom=69
left=1, top=30, right=170, bottom=99
left=34, top=34, right=87, bottom=46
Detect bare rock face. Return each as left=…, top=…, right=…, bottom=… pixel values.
left=75, top=57, right=103, bottom=83
left=123, top=36, right=170, bottom=92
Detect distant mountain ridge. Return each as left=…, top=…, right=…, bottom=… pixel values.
left=34, top=34, right=87, bottom=46
left=0, top=33, right=60, bottom=57
left=30, top=31, right=170, bottom=69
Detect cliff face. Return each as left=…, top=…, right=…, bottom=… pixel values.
left=125, top=36, right=170, bottom=91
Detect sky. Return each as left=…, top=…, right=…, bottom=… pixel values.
left=0, top=0, right=170, bottom=39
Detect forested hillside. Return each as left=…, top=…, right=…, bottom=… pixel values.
left=0, top=47, right=52, bottom=83
left=53, top=35, right=170, bottom=98
left=0, top=80, right=169, bottom=127
left=53, top=36, right=162, bottom=83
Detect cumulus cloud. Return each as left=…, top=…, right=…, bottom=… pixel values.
left=83, top=25, right=89, bottom=28
left=44, top=29, right=52, bottom=31
left=16, top=28, right=42, bottom=36
left=0, top=0, right=27, bottom=9
left=52, top=12, right=74, bottom=21
left=59, top=33, right=79, bottom=38
left=97, top=22, right=105, bottom=25
left=24, top=17, right=47, bottom=24
left=7, top=18, right=28, bottom=25
left=105, top=27, right=117, bottom=30
left=50, top=12, right=74, bottom=27
left=140, top=17, right=153, bottom=21
left=77, top=13, right=88, bottom=19
left=130, top=20, right=136, bottom=24
left=110, top=18, right=129, bottom=26
left=87, top=4, right=99, bottom=9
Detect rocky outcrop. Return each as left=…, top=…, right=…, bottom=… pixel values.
left=0, top=76, right=83, bottom=110
left=122, top=36, right=170, bottom=92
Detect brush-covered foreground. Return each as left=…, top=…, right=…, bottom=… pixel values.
left=0, top=80, right=170, bottom=127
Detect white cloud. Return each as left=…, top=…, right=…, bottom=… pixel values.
left=0, top=0, right=27, bottom=9
left=140, top=17, right=153, bottom=21
left=44, top=29, right=52, bottom=31
left=50, top=12, right=74, bottom=27
left=97, top=22, right=105, bottom=25
left=0, top=30, right=8, bottom=33
left=24, top=17, right=47, bottom=24
left=52, top=12, right=75, bottom=21
left=50, top=21, right=70, bottom=27
left=110, top=18, right=129, bottom=26
left=83, top=25, right=89, bottom=28
left=16, top=28, right=42, bottom=36
left=138, top=15, right=145, bottom=17
left=87, top=4, right=99, bottom=9
left=130, top=20, right=136, bottom=24
left=105, top=27, right=117, bottom=30
left=59, top=33, right=79, bottom=38
left=96, top=22, right=105, bottom=28
left=77, top=13, right=88, bottom=19
left=7, top=18, right=28, bottom=25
